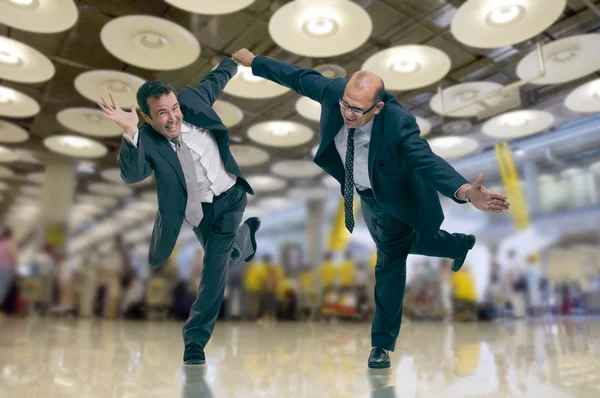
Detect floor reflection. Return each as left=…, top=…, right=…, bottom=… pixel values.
left=0, top=316, right=599, bottom=397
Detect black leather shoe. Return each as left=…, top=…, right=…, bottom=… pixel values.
left=368, top=348, right=391, bottom=369
left=183, top=344, right=206, bottom=365
left=451, top=234, right=476, bottom=272
left=243, top=217, right=261, bottom=262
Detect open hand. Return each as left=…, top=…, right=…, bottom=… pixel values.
left=232, top=48, right=255, bottom=67
left=468, top=174, right=510, bottom=213
left=97, top=93, right=139, bottom=138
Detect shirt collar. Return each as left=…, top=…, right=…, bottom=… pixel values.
left=179, top=120, right=191, bottom=133
left=356, top=117, right=374, bottom=134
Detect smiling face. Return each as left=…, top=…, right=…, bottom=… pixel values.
left=142, top=92, right=183, bottom=140
left=340, top=71, right=385, bottom=129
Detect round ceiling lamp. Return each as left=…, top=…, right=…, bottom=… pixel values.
left=88, top=182, right=133, bottom=197
left=0, top=85, right=40, bottom=118
left=429, top=82, right=504, bottom=118
left=26, top=172, right=44, bottom=185
left=44, top=135, right=108, bottom=159
left=0, top=120, right=29, bottom=143
left=271, top=160, right=322, bottom=179
left=213, top=100, right=244, bottom=128
left=0, top=145, right=19, bottom=163
left=482, top=110, right=554, bottom=139
left=564, top=78, right=600, bottom=113
left=415, top=116, right=432, bottom=137
left=57, top=108, right=123, bottom=138
left=21, top=184, right=41, bottom=196
left=0, top=166, right=15, bottom=179
left=0, top=36, right=55, bottom=83
left=516, top=34, right=600, bottom=85
left=286, top=186, right=335, bottom=200
left=268, top=0, right=372, bottom=57
left=362, top=45, right=451, bottom=91
left=77, top=194, right=119, bottom=208
left=100, top=15, right=201, bottom=70
left=248, top=121, right=314, bottom=148
left=296, top=97, right=321, bottom=122
left=246, top=175, right=287, bottom=193
left=165, top=0, right=255, bottom=14
left=100, top=167, right=154, bottom=187
left=258, top=197, right=295, bottom=211
left=427, top=136, right=479, bottom=159
left=315, top=63, right=347, bottom=79
left=0, top=0, right=78, bottom=33
left=74, top=70, right=145, bottom=109
left=451, top=0, right=566, bottom=48
left=229, top=145, right=269, bottom=167
left=13, top=148, right=41, bottom=164
left=223, top=66, right=290, bottom=99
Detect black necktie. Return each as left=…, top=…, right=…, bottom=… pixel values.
left=344, top=128, right=356, bottom=233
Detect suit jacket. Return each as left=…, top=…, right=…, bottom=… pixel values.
left=119, top=57, right=253, bottom=268
left=252, top=56, right=468, bottom=235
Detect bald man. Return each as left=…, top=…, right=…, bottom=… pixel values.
left=233, top=49, right=510, bottom=369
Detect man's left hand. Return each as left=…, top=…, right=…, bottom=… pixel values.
left=467, top=174, right=510, bottom=213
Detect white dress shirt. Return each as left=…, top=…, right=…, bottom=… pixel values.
left=334, top=118, right=374, bottom=191
left=333, top=118, right=465, bottom=200
left=123, top=121, right=237, bottom=203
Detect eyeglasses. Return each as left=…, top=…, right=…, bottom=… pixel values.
left=339, top=98, right=378, bottom=116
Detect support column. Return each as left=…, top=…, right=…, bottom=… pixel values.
left=523, top=160, right=540, bottom=216
left=38, top=153, right=76, bottom=311
left=306, top=199, right=325, bottom=268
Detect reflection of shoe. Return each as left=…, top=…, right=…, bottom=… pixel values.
left=243, top=217, right=261, bottom=262
left=367, top=368, right=395, bottom=393
left=368, top=348, right=391, bottom=369
left=451, top=234, right=476, bottom=272
left=183, top=344, right=206, bottom=365
left=182, top=365, right=212, bottom=398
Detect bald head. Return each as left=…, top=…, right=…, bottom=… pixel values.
left=340, top=70, right=386, bottom=128
left=348, top=70, right=385, bottom=103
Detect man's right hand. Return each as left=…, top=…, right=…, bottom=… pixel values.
left=232, top=48, right=255, bottom=67
left=98, top=93, right=139, bottom=138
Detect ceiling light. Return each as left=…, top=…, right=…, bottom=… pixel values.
left=435, top=137, right=462, bottom=149
left=485, top=4, right=525, bottom=26
left=0, top=49, right=21, bottom=66
left=590, top=82, right=600, bottom=99
left=390, top=60, right=420, bottom=74
left=502, top=114, right=530, bottom=127
left=456, top=90, right=478, bottom=102
left=270, top=124, right=292, bottom=137
left=9, top=0, right=34, bottom=6
left=302, top=17, right=338, bottom=38
left=550, top=50, right=577, bottom=63
left=63, top=136, right=91, bottom=149
left=0, top=87, right=13, bottom=104
left=82, top=113, right=104, bottom=124
left=135, top=32, right=168, bottom=50
left=103, top=80, right=131, bottom=93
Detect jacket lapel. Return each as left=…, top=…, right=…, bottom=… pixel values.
left=368, top=113, right=384, bottom=185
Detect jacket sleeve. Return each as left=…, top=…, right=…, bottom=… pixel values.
left=394, top=114, right=469, bottom=203
left=187, top=57, right=238, bottom=106
left=119, top=131, right=153, bottom=184
left=251, top=55, right=335, bottom=103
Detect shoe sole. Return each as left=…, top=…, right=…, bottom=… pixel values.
left=243, top=218, right=261, bottom=262
left=368, top=362, right=391, bottom=369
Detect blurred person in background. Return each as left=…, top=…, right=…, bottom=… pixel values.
left=99, top=56, right=261, bottom=365
left=233, top=48, right=510, bottom=369
left=525, top=254, right=543, bottom=317
left=505, top=250, right=527, bottom=318
left=0, top=227, right=18, bottom=315
left=244, top=258, right=267, bottom=320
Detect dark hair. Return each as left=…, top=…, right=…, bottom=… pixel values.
left=136, top=80, right=177, bottom=118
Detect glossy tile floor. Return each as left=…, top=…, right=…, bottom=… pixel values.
left=1, top=316, right=600, bottom=397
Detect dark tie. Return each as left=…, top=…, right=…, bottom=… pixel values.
left=171, top=135, right=203, bottom=227
left=344, top=128, right=356, bottom=233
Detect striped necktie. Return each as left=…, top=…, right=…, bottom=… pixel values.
left=171, top=135, right=203, bottom=227
left=343, top=128, right=356, bottom=233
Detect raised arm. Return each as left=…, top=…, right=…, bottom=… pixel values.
left=187, top=57, right=238, bottom=106
left=233, top=48, right=334, bottom=103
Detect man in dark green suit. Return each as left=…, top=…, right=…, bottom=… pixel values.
left=98, top=57, right=261, bottom=365
left=232, top=49, right=510, bottom=369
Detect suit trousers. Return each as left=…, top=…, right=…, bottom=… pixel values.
left=182, top=183, right=254, bottom=348
left=358, top=188, right=470, bottom=351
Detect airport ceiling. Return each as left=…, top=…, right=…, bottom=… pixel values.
left=1, top=0, right=600, bottom=225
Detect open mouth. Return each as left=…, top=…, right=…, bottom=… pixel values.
left=165, top=122, right=178, bottom=134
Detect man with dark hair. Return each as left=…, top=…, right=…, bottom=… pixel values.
left=232, top=48, right=510, bottom=369
left=98, top=57, right=261, bottom=365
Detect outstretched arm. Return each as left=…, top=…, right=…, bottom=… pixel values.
left=233, top=48, right=334, bottom=103
left=188, top=57, right=238, bottom=106
left=395, top=115, right=510, bottom=212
